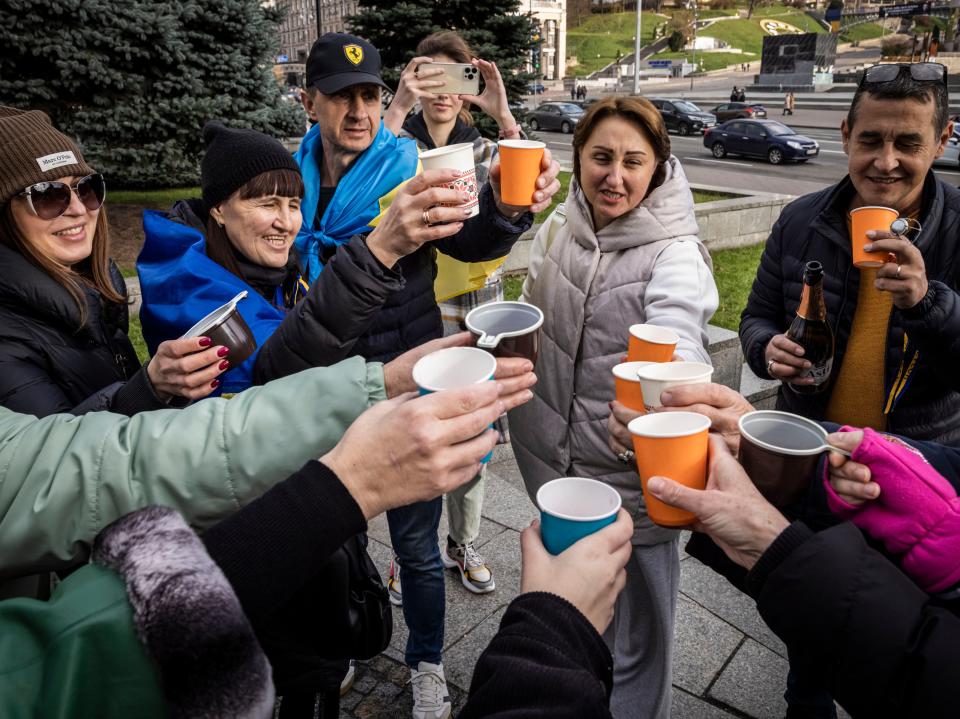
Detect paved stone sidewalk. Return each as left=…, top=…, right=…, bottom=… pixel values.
left=340, top=444, right=846, bottom=719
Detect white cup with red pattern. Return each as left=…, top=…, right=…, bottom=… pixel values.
left=419, top=142, right=479, bottom=218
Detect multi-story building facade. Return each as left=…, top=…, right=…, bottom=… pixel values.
left=272, top=0, right=359, bottom=88
left=272, top=0, right=564, bottom=87
left=526, top=0, right=567, bottom=81
left=319, top=0, right=359, bottom=36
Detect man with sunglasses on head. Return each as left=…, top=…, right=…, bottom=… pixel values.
left=737, top=62, right=960, bottom=718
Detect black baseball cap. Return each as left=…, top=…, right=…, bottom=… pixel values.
left=306, top=32, right=391, bottom=94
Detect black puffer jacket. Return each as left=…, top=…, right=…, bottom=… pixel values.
left=740, top=173, right=960, bottom=444
left=747, top=521, right=960, bottom=718
left=262, top=182, right=531, bottom=372
left=0, top=243, right=167, bottom=417
left=349, top=183, right=531, bottom=363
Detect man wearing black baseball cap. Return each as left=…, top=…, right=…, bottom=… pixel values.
left=292, top=31, right=561, bottom=719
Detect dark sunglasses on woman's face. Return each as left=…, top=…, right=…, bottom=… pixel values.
left=859, top=62, right=947, bottom=87
left=17, top=173, right=106, bottom=220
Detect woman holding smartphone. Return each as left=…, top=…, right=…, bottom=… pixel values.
left=382, top=31, right=523, bottom=602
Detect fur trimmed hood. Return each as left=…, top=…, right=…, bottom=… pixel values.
left=93, top=506, right=274, bottom=719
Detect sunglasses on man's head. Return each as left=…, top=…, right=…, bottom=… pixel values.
left=18, top=173, right=106, bottom=220
left=860, top=62, right=947, bottom=87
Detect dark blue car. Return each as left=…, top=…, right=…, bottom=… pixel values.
left=702, top=119, right=819, bottom=164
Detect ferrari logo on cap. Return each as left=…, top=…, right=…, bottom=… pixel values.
left=344, top=44, right=363, bottom=66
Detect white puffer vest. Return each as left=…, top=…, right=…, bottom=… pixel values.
left=510, top=157, right=717, bottom=545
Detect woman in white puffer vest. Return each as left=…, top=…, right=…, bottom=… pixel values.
left=510, top=96, right=719, bottom=719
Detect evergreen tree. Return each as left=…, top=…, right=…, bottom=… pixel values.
left=0, top=0, right=304, bottom=188
left=348, top=0, right=538, bottom=137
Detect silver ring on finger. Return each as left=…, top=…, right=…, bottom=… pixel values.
left=895, top=264, right=902, bottom=280
left=422, top=208, right=432, bottom=226
left=767, top=358, right=777, bottom=377
left=617, top=449, right=635, bottom=464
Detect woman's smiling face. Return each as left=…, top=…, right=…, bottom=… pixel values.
left=11, top=175, right=98, bottom=267
left=212, top=192, right=303, bottom=269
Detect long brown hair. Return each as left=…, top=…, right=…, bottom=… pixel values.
left=0, top=201, right=125, bottom=328
left=415, top=31, right=476, bottom=127
left=572, top=96, right=671, bottom=198
left=205, top=168, right=305, bottom=278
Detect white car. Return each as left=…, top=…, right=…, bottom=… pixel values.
left=934, top=129, right=960, bottom=168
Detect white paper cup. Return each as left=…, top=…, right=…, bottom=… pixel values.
left=419, top=142, right=479, bottom=218
left=412, top=346, right=496, bottom=393
left=635, top=362, right=714, bottom=410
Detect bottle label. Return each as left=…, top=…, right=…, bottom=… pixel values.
left=802, top=359, right=833, bottom=386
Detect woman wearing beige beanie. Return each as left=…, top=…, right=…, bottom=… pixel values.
left=0, top=106, right=226, bottom=416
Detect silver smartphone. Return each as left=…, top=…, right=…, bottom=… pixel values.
left=417, top=62, right=480, bottom=96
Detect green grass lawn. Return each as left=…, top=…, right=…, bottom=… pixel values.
left=110, top=187, right=201, bottom=208
left=567, top=11, right=665, bottom=76
left=709, top=242, right=763, bottom=330
left=698, top=9, right=824, bottom=60
left=504, top=241, right=763, bottom=328
left=697, top=8, right=739, bottom=19
left=839, top=22, right=886, bottom=43
left=128, top=315, right=149, bottom=364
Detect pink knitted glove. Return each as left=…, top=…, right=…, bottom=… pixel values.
left=823, top=426, right=960, bottom=594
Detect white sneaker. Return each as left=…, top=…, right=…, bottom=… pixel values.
left=409, top=661, right=451, bottom=719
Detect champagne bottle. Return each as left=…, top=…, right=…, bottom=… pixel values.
left=786, top=261, right=834, bottom=395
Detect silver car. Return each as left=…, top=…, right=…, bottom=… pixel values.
left=527, top=102, right=585, bottom=134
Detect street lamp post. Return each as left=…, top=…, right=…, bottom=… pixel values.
left=634, top=1, right=642, bottom=95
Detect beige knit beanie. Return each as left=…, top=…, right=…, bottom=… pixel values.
left=0, top=106, right=94, bottom=205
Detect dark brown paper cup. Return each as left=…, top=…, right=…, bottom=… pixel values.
left=737, top=410, right=831, bottom=507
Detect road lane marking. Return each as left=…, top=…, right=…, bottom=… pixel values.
left=683, top=156, right=754, bottom=167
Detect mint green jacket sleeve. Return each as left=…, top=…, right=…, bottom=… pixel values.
left=0, top=357, right=386, bottom=579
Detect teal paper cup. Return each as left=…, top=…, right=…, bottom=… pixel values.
left=412, top=346, right=498, bottom=463
left=536, top=477, right=622, bottom=555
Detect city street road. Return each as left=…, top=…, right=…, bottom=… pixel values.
left=536, top=127, right=960, bottom=197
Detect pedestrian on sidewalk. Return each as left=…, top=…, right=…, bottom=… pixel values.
left=730, top=85, right=739, bottom=102
left=783, top=90, right=795, bottom=116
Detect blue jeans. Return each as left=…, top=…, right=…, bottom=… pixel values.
left=386, top=497, right=444, bottom=667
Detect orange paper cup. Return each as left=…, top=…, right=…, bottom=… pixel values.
left=612, top=361, right=652, bottom=412
left=498, top=140, right=545, bottom=206
left=849, top=206, right=897, bottom=268
left=628, top=411, right=711, bottom=527
left=627, top=324, right=679, bottom=363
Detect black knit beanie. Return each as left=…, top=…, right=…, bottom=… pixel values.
left=200, top=121, right=300, bottom=211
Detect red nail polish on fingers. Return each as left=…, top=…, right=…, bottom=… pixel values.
left=218, top=360, right=230, bottom=370
left=217, top=346, right=229, bottom=357
left=198, top=337, right=212, bottom=347
left=210, top=379, right=220, bottom=389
